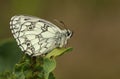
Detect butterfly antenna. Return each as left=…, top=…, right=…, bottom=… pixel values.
left=54, top=19, right=67, bottom=29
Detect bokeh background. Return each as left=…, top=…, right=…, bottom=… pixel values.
left=0, top=0, right=120, bottom=79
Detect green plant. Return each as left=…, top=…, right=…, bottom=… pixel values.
left=0, top=39, right=73, bottom=79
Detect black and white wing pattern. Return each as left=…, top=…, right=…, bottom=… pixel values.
left=10, top=15, right=72, bottom=56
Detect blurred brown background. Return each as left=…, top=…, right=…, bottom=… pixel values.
left=0, top=0, right=120, bottom=79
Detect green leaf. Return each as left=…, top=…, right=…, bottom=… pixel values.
left=45, top=47, right=73, bottom=58
left=48, top=72, right=55, bottom=79
left=0, top=39, right=22, bottom=72
left=0, top=71, right=12, bottom=79
left=43, top=58, right=56, bottom=73
left=14, top=71, right=25, bottom=79
left=43, top=58, right=56, bottom=79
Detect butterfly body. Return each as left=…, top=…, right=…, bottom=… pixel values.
left=10, top=15, right=72, bottom=56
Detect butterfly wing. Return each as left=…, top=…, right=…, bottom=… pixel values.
left=10, top=15, right=62, bottom=56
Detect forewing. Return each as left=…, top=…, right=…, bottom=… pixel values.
left=10, top=15, right=61, bottom=56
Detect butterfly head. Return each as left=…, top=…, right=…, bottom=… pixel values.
left=63, top=29, right=73, bottom=39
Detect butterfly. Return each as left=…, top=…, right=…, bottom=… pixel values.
left=10, top=15, right=72, bottom=56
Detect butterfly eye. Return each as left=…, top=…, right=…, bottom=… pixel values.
left=66, top=30, right=70, bottom=36
left=66, top=30, right=72, bottom=38
left=67, top=32, right=70, bottom=36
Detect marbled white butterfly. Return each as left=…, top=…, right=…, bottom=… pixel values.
left=10, top=15, right=72, bottom=56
